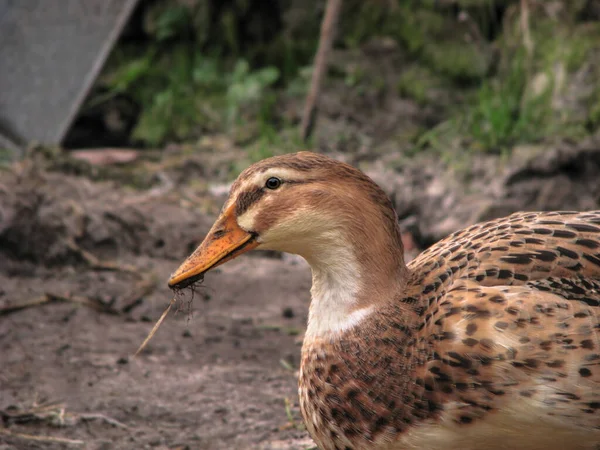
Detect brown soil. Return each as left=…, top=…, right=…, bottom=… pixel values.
left=0, top=149, right=317, bottom=450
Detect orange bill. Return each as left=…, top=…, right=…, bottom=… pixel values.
left=168, top=204, right=259, bottom=289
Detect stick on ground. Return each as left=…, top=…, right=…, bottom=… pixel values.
left=0, top=428, right=85, bottom=446
left=0, top=292, right=120, bottom=316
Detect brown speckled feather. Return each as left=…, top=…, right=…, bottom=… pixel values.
left=300, top=211, right=600, bottom=450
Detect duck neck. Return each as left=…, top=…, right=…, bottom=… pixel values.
left=303, top=223, right=409, bottom=339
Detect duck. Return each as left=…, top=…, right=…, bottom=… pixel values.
left=168, top=151, right=600, bottom=450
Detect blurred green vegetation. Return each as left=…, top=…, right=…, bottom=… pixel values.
left=89, top=0, right=600, bottom=156
left=92, top=1, right=296, bottom=147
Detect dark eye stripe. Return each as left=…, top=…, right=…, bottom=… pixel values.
left=236, top=188, right=266, bottom=216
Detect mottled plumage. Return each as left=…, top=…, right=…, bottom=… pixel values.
left=168, top=152, right=600, bottom=450
left=300, top=211, right=600, bottom=450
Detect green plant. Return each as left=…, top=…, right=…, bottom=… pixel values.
left=397, top=66, right=436, bottom=105
left=94, top=45, right=280, bottom=146
left=90, top=1, right=316, bottom=147
left=467, top=49, right=552, bottom=150
left=414, top=45, right=554, bottom=155
left=226, top=60, right=280, bottom=127
left=0, top=147, right=15, bottom=165
left=152, top=3, right=191, bottom=41
left=588, top=87, right=600, bottom=131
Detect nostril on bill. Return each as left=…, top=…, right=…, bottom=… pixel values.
left=212, top=229, right=228, bottom=239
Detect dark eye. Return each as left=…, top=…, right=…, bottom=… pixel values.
left=265, top=177, right=282, bottom=190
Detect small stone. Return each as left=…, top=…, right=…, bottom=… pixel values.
left=282, top=307, right=295, bottom=318
left=117, top=356, right=129, bottom=365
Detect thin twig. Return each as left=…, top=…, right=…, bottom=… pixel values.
left=2, top=401, right=128, bottom=430
left=65, top=237, right=140, bottom=275
left=0, top=427, right=85, bottom=446
left=0, top=295, right=52, bottom=316
left=134, top=297, right=177, bottom=356
left=47, top=292, right=120, bottom=314
left=300, top=0, right=343, bottom=142
left=79, top=413, right=129, bottom=429
left=0, top=292, right=120, bottom=317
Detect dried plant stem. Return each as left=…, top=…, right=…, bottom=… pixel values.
left=79, top=413, right=129, bottom=429
left=65, top=237, right=140, bottom=275
left=520, top=0, right=534, bottom=57
left=300, top=0, right=343, bottom=142
left=0, top=428, right=85, bottom=446
left=0, top=292, right=119, bottom=316
left=134, top=297, right=177, bottom=356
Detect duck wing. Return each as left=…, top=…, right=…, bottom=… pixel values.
left=403, top=211, right=600, bottom=448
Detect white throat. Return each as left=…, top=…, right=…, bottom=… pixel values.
left=251, top=211, right=377, bottom=338
left=304, top=244, right=373, bottom=338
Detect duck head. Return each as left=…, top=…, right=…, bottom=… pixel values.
left=168, top=151, right=409, bottom=335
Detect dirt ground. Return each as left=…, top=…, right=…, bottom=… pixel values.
left=0, top=149, right=318, bottom=450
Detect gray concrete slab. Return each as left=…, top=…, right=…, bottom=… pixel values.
left=0, top=0, right=138, bottom=148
